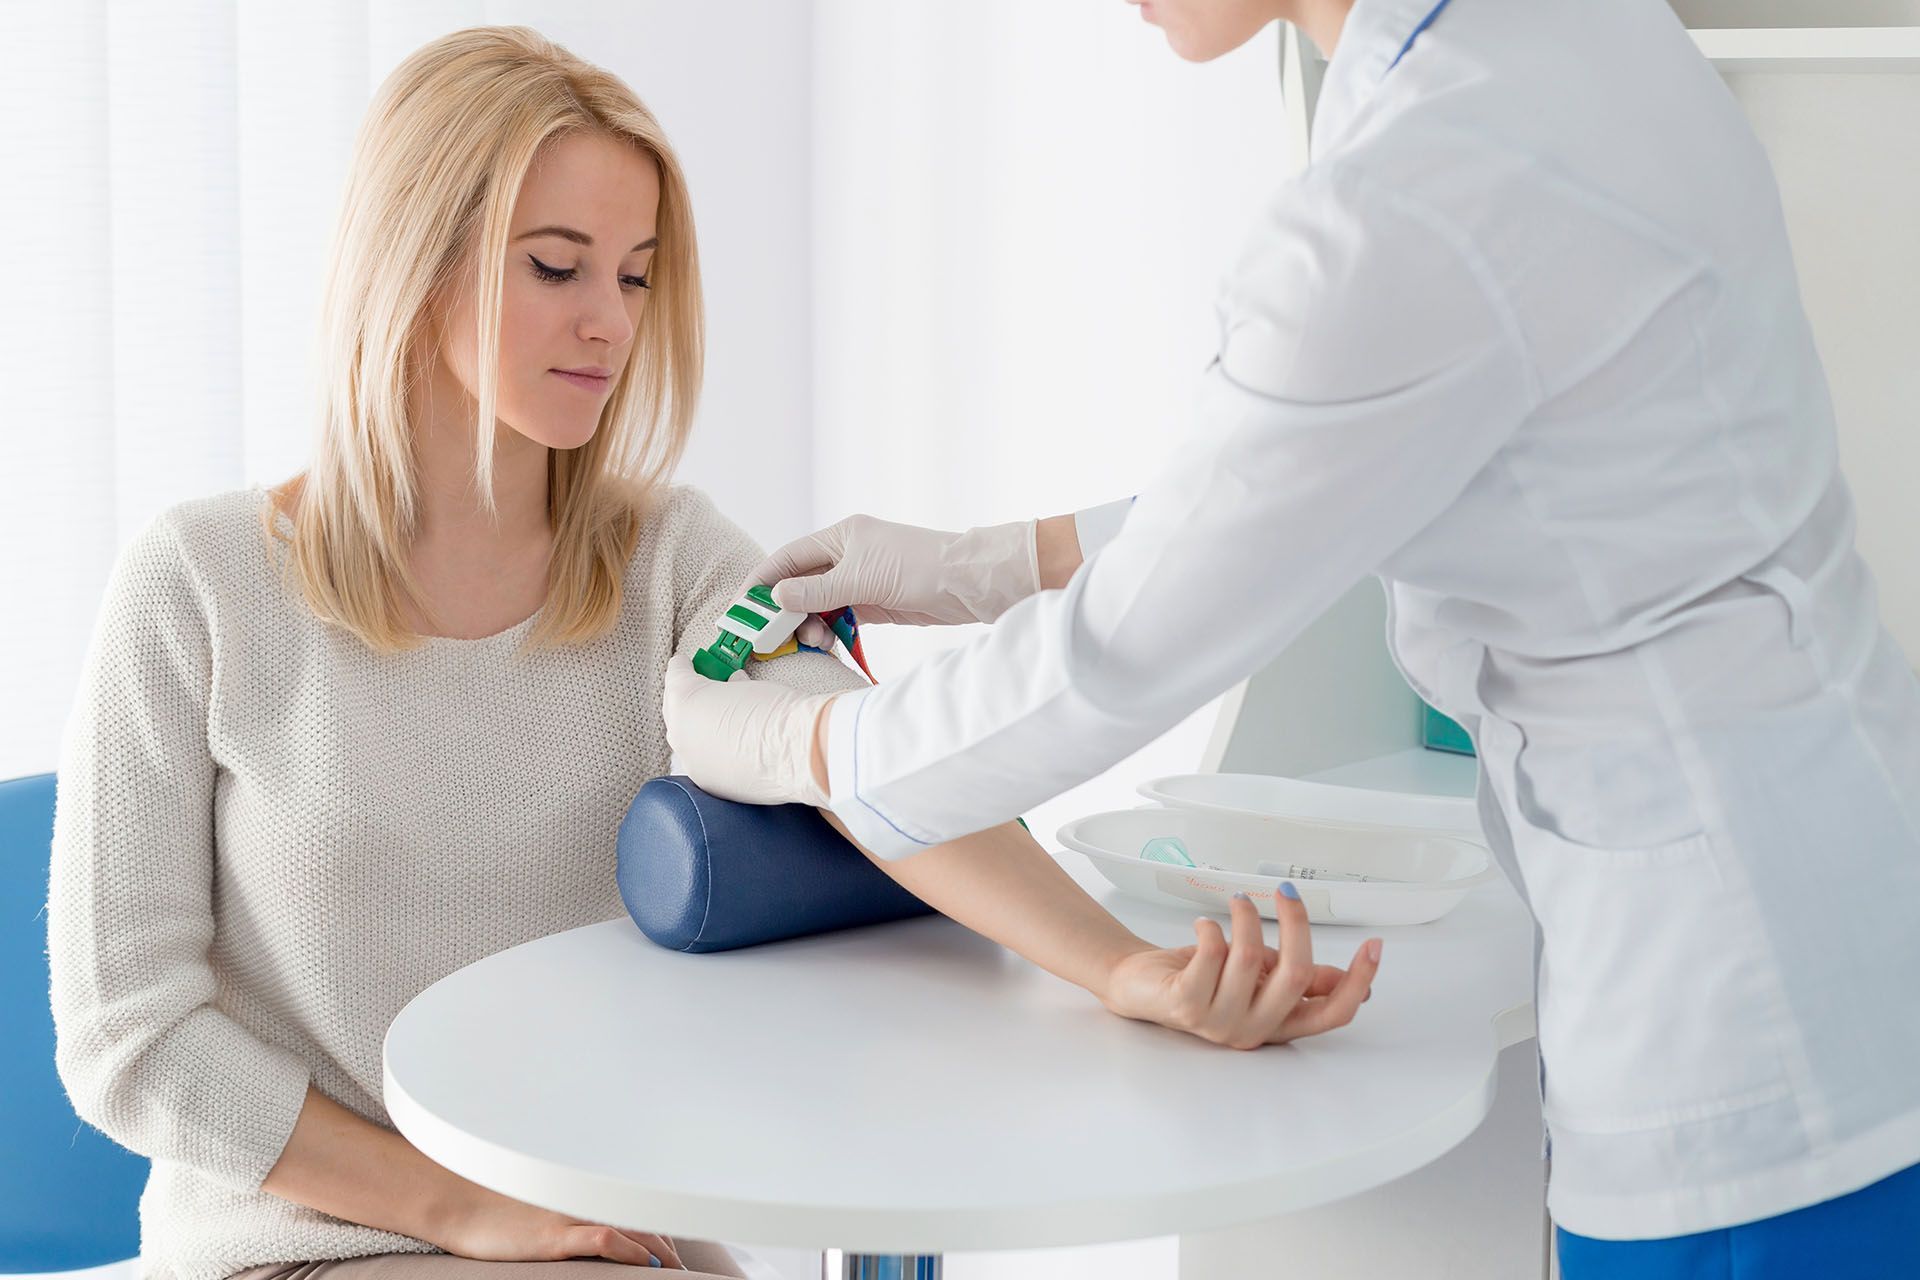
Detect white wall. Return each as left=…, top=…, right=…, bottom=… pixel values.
left=1722, top=68, right=1920, bottom=665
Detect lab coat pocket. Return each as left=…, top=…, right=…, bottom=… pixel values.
left=1478, top=719, right=1790, bottom=1135
left=1511, top=820, right=1793, bottom=1133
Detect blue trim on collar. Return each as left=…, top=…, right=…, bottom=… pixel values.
left=1388, top=0, right=1456, bottom=71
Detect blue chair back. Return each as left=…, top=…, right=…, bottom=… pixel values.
left=1, top=773, right=148, bottom=1272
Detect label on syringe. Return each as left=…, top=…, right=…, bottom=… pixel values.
left=1256, top=859, right=1376, bottom=884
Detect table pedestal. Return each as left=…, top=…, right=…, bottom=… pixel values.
left=822, top=1251, right=942, bottom=1279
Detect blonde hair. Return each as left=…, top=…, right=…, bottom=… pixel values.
left=269, top=24, right=703, bottom=653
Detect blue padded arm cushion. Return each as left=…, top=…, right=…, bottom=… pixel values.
left=616, top=775, right=935, bottom=953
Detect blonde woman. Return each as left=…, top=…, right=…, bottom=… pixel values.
left=46, top=24, right=1379, bottom=1280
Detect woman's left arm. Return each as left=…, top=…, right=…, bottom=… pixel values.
left=813, top=799, right=1380, bottom=1051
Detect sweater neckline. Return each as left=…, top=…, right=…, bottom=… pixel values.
left=253, top=485, right=547, bottom=649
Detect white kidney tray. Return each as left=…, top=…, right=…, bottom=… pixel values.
left=1057, top=807, right=1494, bottom=926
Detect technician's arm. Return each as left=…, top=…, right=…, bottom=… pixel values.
left=823, top=180, right=1541, bottom=860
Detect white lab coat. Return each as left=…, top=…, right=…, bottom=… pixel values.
left=822, top=0, right=1920, bottom=1239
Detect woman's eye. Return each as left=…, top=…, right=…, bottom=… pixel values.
left=528, top=255, right=649, bottom=291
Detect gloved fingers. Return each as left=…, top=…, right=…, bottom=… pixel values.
left=663, top=651, right=699, bottom=695
left=770, top=565, right=858, bottom=615
left=749, top=527, right=843, bottom=598
left=795, top=616, right=836, bottom=651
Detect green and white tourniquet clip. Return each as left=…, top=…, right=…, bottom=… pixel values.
left=693, top=584, right=808, bottom=681
left=695, top=591, right=1033, bottom=834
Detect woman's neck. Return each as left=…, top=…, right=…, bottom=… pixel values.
left=410, top=351, right=551, bottom=550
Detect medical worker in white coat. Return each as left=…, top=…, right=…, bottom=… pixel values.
left=664, top=0, right=1920, bottom=1273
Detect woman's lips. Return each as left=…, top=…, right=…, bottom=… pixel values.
left=551, top=369, right=610, bottom=393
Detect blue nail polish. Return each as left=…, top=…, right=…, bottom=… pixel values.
left=1231, top=891, right=1250, bottom=902
left=647, top=1256, right=660, bottom=1267
left=1278, top=881, right=1302, bottom=901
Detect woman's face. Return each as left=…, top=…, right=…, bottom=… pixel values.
left=435, top=130, right=661, bottom=452
left=1127, top=0, right=1286, bottom=61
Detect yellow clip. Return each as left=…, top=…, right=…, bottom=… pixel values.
left=749, top=636, right=800, bottom=662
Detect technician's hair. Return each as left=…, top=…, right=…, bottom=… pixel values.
left=267, top=24, right=703, bottom=653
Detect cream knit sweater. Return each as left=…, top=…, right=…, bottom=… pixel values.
left=46, top=484, right=865, bottom=1280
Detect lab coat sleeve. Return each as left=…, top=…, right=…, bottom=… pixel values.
left=1071, top=497, right=1137, bottom=561
left=825, top=168, right=1543, bottom=858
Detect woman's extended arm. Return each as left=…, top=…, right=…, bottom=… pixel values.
left=820, top=808, right=1379, bottom=1048
left=809, top=731, right=1381, bottom=1052
left=816, top=808, right=1154, bottom=998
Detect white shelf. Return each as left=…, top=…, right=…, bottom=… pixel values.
left=1300, top=747, right=1480, bottom=800
left=1690, top=26, right=1920, bottom=71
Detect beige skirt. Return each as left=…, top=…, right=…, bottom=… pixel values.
left=224, top=1241, right=749, bottom=1280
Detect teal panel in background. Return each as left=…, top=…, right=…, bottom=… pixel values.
left=1422, top=703, right=1476, bottom=756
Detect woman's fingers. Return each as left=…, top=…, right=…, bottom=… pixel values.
left=635, top=1232, right=685, bottom=1269
left=1178, top=916, right=1230, bottom=1019
left=1205, top=895, right=1268, bottom=1037
left=1302, top=963, right=1346, bottom=997
left=1276, top=938, right=1383, bottom=1041
left=564, top=1223, right=685, bottom=1269
left=562, top=1224, right=657, bottom=1267
left=1244, top=885, right=1318, bottom=1030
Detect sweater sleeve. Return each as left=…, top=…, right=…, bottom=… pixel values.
left=46, top=511, right=313, bottom=1193
left=669, top=487, right=869, bottom=699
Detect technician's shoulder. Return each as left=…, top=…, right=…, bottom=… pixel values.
left=1215, top=159, right=1517, bottom=403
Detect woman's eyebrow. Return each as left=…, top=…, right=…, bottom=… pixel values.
left=513, top=225, right=657, bottom=252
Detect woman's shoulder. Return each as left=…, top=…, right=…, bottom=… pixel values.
left=86, top=487, right=285, bottom=657
left=144, top=484, right=283, bottom=571
left=110, top=486, right=286, bottom=615
left=632, top=481, right=732, bottom=541
left=628, top=481, right=761, bottom=575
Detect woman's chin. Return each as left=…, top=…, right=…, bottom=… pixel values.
left=511, top=414, right=601, bottom=452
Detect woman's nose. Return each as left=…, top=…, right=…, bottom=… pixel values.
left=577, top=277, right=635, bottom=347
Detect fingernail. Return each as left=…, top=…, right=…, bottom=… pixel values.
left=1278, top=881, right=1301, bottom=901
left=1231, top=891, right=1250, bottom=902
left=1368, top=938, right=1384, bottom=963
left=648, top=1257, right=660, bottom=1268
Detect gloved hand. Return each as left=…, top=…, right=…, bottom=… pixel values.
left=661, top=654, right=837, bottom=807
left=750, top=514, right=1041, bottom=648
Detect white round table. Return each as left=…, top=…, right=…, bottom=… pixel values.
left=384, top=850, right=1534, bottom=1275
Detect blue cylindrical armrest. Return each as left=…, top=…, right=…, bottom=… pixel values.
left=616, top=775, right=935, bottom=953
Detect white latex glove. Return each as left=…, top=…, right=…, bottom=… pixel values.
left=661, top=654, right=835, bottom=807
left=750, top=514, right=1041, bottom=648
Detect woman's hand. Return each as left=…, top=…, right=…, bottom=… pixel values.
left=1099, top=890, right=1382, bottom=1049
left=426, top=1179, right=685, bottom=1269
